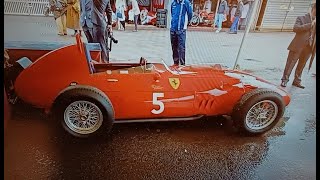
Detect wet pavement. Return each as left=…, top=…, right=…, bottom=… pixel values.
left=4, top=15, right=316, bottom=180
left=4, top=70, right=316, bottom=179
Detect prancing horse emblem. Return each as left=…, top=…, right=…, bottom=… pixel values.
left=169, top=78, right=180, bottom=89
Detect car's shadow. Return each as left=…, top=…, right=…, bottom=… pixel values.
left=10, top=101, right=287, bottom=144
left=7, top=103, right=289, bottom=179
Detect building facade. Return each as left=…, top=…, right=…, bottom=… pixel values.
left=4, top=0, right=314, bottom=31
left=256, top=0, right=314, bottom=31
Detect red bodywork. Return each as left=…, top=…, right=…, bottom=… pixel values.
left=13, top=35, right=290, bottom=121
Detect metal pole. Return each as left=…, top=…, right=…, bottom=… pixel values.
left=213, top=0, right=221, bottom=29
left=232, top=0, right=260, bottom=70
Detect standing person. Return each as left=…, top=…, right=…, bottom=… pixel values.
left=131, top=0, right=140, bottom=32
left=229, top=0, right=243, bottom=34
left=170, top=0, right=193, bottom=66
left=49, top=0, right=68, bottom=36
left=214, top=0, right=228, bottom=33
left=230, top=2, right=237, bottom=22
left=280, top=2, right=316, bottom=89
left=80, top=0, right=113, bottom=63
left=238, top=1, right=249, bottom=29
left=140, top=8, right=148, bottom=25
left=80, top=0, right=94, bottom=42
left=66, top=0, right=82, bottom=36
left=116, top=4, right=126, bottom=31
left=203, top=0, right=212, bottom=13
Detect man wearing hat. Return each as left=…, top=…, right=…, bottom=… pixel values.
left=281, top=0, right=316, bottom=89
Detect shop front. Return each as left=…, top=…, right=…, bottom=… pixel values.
left=113, top=0, right=260, bottom=30
left=113, top=0, right=164, bottom=25
left=257, top=0, right=314, bottom=31
left=165, top=0, right=259, bottom=30
left=165, top=0, right=220, bottom=28
left=225, top=0, right=259, bottom=30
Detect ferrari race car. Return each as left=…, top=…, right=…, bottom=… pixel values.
left=5, top=34, right=291, bottom=138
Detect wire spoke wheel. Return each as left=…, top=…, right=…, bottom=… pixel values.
left=245, top=100, right=278, bottom=130
left=64, top=100, right=103, bottom=135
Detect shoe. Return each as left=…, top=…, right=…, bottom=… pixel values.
left=215, top=30, right=220, bottom=33
left=292, top=82, right=305, bottom=89
left=64, top=33, right=67, bottom=35
left=280, top=81, right=287, bottom=87
left=229, top=31, right=237, bottom=34
left=58, top=33, right=64, bottom=36
left=133, top=30, right=138, bottom=32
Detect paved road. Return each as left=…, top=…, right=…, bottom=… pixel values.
left=4, top=15, right=316, bottom=73
left=4, top=15, right=316, bottom=180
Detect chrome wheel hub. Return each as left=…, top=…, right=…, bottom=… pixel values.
left=64, top=101, right=103, bottom=135
left=245, top=100, right=278, bottom=130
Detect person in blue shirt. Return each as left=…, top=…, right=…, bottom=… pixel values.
left=170, top=0, right=193, bottom=66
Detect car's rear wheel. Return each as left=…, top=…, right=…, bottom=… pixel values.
left=64, top=100, right=104, bottom=135
left=232, top=88, right=285, bottom=135
left=53, top=86, right=114, bottom=138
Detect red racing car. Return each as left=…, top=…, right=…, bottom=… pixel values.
left=6, top=35, right=291, bottom=138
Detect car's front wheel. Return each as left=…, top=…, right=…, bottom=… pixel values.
left=53, top=86, right=114, bottom=138
left=232, top=88, right=285, bottom=135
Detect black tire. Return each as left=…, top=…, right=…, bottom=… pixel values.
left=190, top=15, right=200, bottom=27
left=52, top=86, right=114, bottom=138
left=232, top=88, right=285, bottom=136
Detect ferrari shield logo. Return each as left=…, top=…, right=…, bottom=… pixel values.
left=169, top=78, right=180, bottom=89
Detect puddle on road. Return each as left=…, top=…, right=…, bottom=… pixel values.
left=265, top=117, right=289, bottom=137
left=302, top=114, right=316, bottom=136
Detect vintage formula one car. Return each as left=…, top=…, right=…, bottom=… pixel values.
left=5, top=34, right=291, bottom=138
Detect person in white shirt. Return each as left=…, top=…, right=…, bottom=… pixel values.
left=130, top=0, right=140, bottom=31
left=140, top=8, right=148, bottom=25
left=115, top=0, right=126, bottom=30
left=116, top=5, right=126, bottom=30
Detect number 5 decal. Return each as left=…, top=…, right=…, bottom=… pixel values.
left=151, top=93, right=164, bottom=114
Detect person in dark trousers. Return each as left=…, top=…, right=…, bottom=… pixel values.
left=80, top=0, right=113, bottom=63
left=281, top=2, right=316, bottom=89
left=229, top=0, right=243, bottom=34
left=131, top=0, right=140, bottom=32
left=170, top=0, right=193, bottom=66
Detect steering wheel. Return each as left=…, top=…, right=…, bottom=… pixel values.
left=139, top=57, right=147, bottom=73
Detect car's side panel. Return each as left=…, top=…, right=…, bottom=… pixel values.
left=170, top=66, right=246, bottom=116
left=147, top=78, right=196, bottom=118
left=13, top=42, right=290, bottom=119
left=223, top=71, right=291, bottom=106
left=88, top=69, right=196, bottom=120
left=14, top=45, right=90, bottom=109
